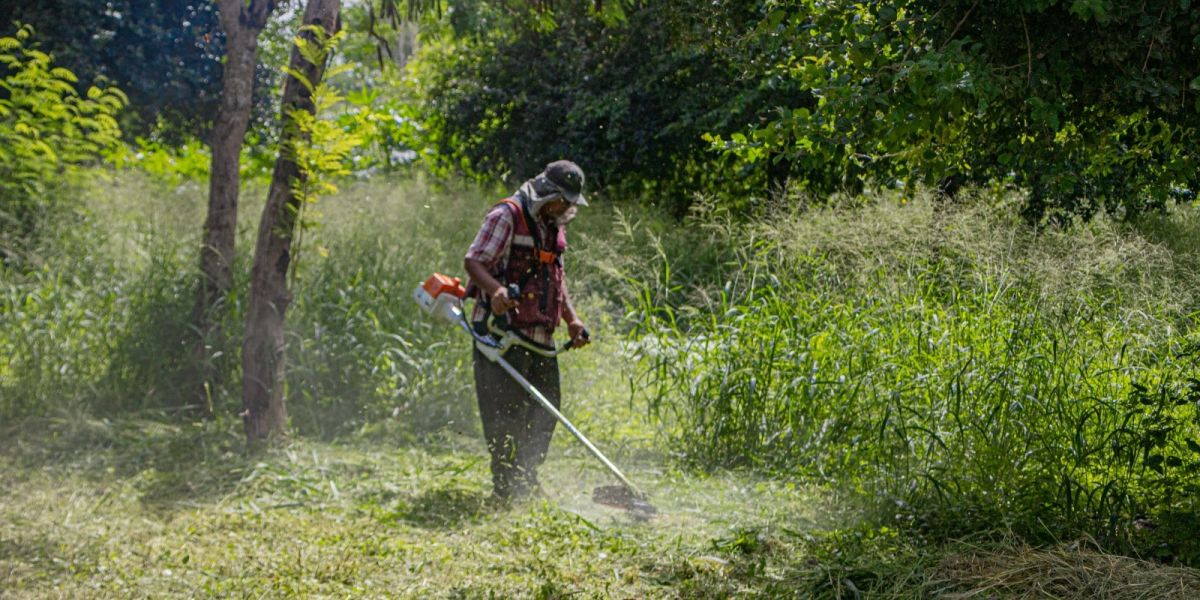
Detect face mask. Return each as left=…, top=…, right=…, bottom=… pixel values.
left=555, top=205, right=577, bottom=226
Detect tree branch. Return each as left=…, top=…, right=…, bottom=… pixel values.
left=940, top=0, right=978, bottom=51
left=1021, top=10, right=1032, bottom=85
left=1142, top=5, right=1167, bottom=72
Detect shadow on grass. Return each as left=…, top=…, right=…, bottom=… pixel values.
left=0, top=415, right=248, bottom=508
left=1, top=414, right=282, bottom=514
left=373, top=484, right=495, bottom=529
left=1, top=414, right=499, bottom=520
left=0, top=529, right=105, bottom=585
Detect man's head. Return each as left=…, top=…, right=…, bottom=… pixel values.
left=528, top=160, right=586, bottom=224
left=532, top=160, right=587, bottom=207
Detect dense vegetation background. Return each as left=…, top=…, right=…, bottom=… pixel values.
left=3, top=1, right=1200, bottom=597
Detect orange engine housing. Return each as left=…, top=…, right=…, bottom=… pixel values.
left=422, top=273, right=466, bottom=299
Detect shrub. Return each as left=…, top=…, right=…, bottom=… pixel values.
left=0, top=24, right=126, bottom=263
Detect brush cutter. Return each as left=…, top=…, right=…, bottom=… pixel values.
left=414, top=273, right=657, bottom=519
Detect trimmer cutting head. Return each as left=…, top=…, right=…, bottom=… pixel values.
left=592, top=485, right=658, bottom=520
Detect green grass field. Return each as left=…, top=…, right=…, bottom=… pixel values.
left=0, top=377, right=833, bottom=598
left=6, top=416, right=1198, bottom=598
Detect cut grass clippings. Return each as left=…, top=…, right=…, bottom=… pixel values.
left=0, top=416, right=831, bottom=598
left=5, top=417, right=1197, bottom=598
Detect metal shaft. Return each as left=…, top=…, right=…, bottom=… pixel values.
left=491, top=353, right=645, bottom=498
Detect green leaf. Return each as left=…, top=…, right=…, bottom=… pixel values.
left=1146, top=454, right=1165, bottom=473
left=762, top=9, right=785, bottom=32
left=49, top=67, right=76, bottom=82
left=282, top=66, right=315, bottom=94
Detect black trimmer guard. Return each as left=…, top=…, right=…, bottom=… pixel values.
left=592, top=485, right=658, bottom=519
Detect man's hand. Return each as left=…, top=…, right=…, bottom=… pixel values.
left=567, top=319, right=590, bottom=348
left=490, top=286, right=519, bottom=315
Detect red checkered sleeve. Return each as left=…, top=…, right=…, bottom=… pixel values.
left=465, top=204, right=515, bottom=270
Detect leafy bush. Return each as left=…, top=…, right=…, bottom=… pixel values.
left=411, top=2, right=1199, bottom=220
left=337, top=80, right=428, bottom=173
left=707, top=0, right=1200, bottom=221
left=630, top=194, right=1200, bottom=563
left=106, top=137, right=214, bottom=186
left=0, top=24, right=126, bottom=262
left=410, top=1, right=766, bottom=211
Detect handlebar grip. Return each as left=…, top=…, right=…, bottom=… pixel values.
left=559, top=327, right=591, bottom=352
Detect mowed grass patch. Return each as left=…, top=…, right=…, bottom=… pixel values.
left=6, top=419, right=1196, bottom=598
left=0, top=417, right=831, bottom=599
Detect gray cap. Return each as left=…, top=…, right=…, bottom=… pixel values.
left=539, top=160, right=587, bottom=206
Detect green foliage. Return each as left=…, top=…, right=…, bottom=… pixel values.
left=311, top=3, right=438, bottom=175
left=104, top=135, right=280, bottom=187
left=410, top=1, right=1200, bottom=218
left=339, top=81, right=428, bottom=172
left=286, top=29, right=360, bottom=194
left=629, top=194, right=1200, bottom=563
left=284, top=26, right=370, bottom=287
left=0, top=24, right=126, bottom=262
left=410, top=1, right=762, bottom=210
left=0, top=1, right=275, bottom=142
left=106, top=137, right=214, bottom=186
left=708, top=0, right=1200, bottom=220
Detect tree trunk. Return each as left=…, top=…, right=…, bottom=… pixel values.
left=190, top=0, right=275, bottom=416
left=242, top=0, right=341, bottom=443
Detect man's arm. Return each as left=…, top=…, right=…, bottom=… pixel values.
left=464, top=257, right=518, bottom=315
left=464, top=205, right=518, bottom=316
left=560, top=280, right=589, bottom=348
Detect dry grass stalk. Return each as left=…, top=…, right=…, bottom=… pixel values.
left=929, top=541, right=1200, bottom=600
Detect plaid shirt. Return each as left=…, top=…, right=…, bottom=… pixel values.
left=465, top=201, right=565, bottom=346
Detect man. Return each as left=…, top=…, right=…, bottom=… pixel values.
left=463, top=160, right=591, bottom=500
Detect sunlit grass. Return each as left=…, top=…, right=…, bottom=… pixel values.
left=0, top=417, right=831, bottom=598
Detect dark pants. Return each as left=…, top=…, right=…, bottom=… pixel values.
left=472, top=340, right=560, bottom=498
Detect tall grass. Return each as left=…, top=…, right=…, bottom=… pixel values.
left=7, top=169, right=1199, bottom=565
left=1, top=175, right=202, bottom=417
left=1, top=172, right=479, bottom=432
left=0, top=170, right=650, bottom=440
left=281, top=176, right=487, bottom=436
left=628, top=192, right=1200, bottom=563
